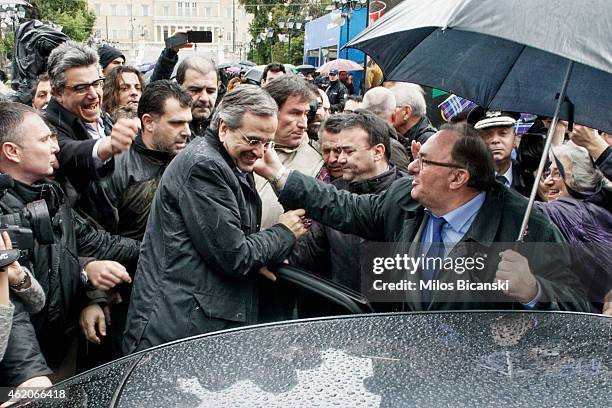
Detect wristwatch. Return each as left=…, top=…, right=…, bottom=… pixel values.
left=80, top=269, right=90, bottom=285
left=269, top=166, right=287, bottom=188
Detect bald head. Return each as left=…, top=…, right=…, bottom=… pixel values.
left=361, top=86, right=396, bottom=125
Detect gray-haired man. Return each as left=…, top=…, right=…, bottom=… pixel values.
left=45, top=41, right=139, bottom=197
left=123, top=85, right=307, bottom=354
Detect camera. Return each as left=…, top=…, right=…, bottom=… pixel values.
left=0, top=174, right=55, bottom=262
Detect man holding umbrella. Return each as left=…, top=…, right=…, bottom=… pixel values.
left=254, top=124, right=590, bottom=312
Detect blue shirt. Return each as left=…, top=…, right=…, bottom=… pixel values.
left=420, top=192, right=486, bottom=256
left=84, top=117, right=109, bottom=168
left=420, top=190, right=541, bottom=307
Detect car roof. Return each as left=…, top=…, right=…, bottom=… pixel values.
left=28, top=311, right=611, bottom=406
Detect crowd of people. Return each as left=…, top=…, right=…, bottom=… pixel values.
left=0, top=37, right=610, bottom=392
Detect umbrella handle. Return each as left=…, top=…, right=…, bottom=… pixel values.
left=516, top=60, right=574, bottom=242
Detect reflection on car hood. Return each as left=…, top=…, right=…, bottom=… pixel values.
left=27, top=311, right=611, bottom=407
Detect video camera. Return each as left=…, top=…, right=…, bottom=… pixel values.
left=0, top=174, right=55, bottom=262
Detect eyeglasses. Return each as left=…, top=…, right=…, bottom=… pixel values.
left=234, top=127, right=275, bottom=150
left=329, top=73, right=338, bottom=77
left=64, top=77, right=105, bottom=95
left=417, top=154, right=466, bottom=171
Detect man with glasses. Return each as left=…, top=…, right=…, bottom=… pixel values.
left=254, top=123, right=589, bottom=312
left=326, top=68, right=348, bottom=113
left=123, top=85, right=307, bottom=354
left=45, top=41, right=140, bottom=200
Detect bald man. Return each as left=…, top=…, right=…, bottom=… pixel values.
left=361, top=86, right=410, bottom=171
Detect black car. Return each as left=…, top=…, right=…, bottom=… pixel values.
left=10, top=267, right=612, bottom=407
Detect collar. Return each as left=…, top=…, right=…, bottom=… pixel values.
left=84, top=116, right=106, bottom=138
left=133, top=133, right=175, bottom=164
left=274, top=137, right=310, bottom=155
left=427, top=191, right=486, bottom=235
left=497, top=162, right=513, bottom=186
left=204, top=127, right=239, bottom=171
left=11, top=178, right=65, bottom=216
left=347, top=165, right=399, bottom=195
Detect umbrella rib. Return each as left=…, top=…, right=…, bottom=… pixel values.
left=487, top=43, right=527, bottom=109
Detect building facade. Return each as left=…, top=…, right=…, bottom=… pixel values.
left=88, top=0, right=252, bottom=64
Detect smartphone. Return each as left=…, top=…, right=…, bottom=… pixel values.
left=165, top=31, right=213, bottom=49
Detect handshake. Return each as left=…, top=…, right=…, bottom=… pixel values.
left=277, top=209, right=308, bottom=240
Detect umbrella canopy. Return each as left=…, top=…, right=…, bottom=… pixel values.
left=243, top=65, right=266, bottom=85
left=297, top=64, right=316, bottom=73
left=317, top=58, right=364, bottom=75
left=347, top=0, right=612, bottom=134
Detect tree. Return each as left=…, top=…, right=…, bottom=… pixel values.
left=0, top=33, right=15, bottom=68
left=27, top=0, right=96, bottom=42
left=241, top=0, right=332, bottom=64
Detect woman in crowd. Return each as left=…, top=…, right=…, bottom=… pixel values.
left=535, top=142, right=612, bottom=314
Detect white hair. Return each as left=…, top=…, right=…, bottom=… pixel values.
left=361, top=86, right=396, bottom=116
left=387, top=82, right=426, bottom=117
left=551, top=142, right=603, bottom=192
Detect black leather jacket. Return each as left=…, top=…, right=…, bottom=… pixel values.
left=78, top=134, right=174, bottom=240
left=402, top=116, right=438, bottom=151
left=0, top=179, right=140, bottom=385
left=123, top=128, right=296, bottom=354
left=326, top=80, right=348, bottom=113
left=45, top=98, right=114, bottom=199
left=290, top=166, right=408, bottom=291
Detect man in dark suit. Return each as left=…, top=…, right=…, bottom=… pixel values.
left=255, top=123, right=589, bottom=312
left=468, top=108, right=531, bottom=196
left=45, top=41, right=139, bottom=200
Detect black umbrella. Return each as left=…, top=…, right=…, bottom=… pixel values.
left=347, top=0, right=612, bottom=240
left=10, top=19, right=69, bottom=104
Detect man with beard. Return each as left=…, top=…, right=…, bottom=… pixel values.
left=290, top=113, right=407, bottom=316
left=177, top=56, right=219, bottom=139
left=79, top=80, right=192, bottom=239
left=123, top=85, right=306, bottom=354
left=101, top=66, right=145, bottom=126
left=77, top=81, right=193, bottom=364
left=151, top=53, right=218, bottom=140
left=45, top=41, right=140, bottom=200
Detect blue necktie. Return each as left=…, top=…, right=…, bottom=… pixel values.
left=421, top=216, right=446, bottom=307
